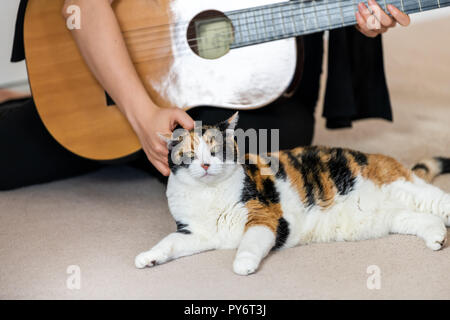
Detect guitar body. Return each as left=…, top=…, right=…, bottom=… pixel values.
left=24, top=0, right=299, bottom=161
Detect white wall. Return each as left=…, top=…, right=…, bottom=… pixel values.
left=0, top=0, right=28, bottom=89
left=411, top=6, right=450, bottom=23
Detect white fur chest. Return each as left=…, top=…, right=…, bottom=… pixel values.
left=166, top=167, right=249, bottom=249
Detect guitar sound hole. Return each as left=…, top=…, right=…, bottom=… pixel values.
left=187, top=10, right=234, bottom=60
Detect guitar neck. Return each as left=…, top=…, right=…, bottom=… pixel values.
left=228, top=0, right=450, bottom=48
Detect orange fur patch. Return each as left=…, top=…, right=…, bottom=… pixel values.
left=361, top=154, right=412, bottom=186
left=245, top=200, right=282, bottom=233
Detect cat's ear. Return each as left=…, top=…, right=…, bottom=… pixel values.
left=157, top=132, right=173, bottom=145
left=218, top=112, right=239, bottom=131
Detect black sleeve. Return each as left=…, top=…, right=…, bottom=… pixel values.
left=323, top=27, right=392, bottom=129
left=11, top=0, right=28, bottom=63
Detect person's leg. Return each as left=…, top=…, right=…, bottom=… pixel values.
left=0, top=98, right=103, bottom=190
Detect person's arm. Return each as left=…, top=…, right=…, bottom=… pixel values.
left=356, top=0, right=411, bottom=37
left=62, top=0, right=194, bottom=176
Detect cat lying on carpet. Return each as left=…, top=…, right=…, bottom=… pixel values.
left=135, top=113, right=450, bottom=275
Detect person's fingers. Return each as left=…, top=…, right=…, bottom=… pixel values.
left=367, top=0, right=395, bottom=27
left=387, top=4, right=411, bottom=26
left=172, top=109, right=195, bottom=130
left=355, top=11, right=378, bottom=38
left=155, top=161, right=170, bottom=176
left=149, top=142, right=169, bottom=164
left=148, top=155, right=170, bottom=176
left=379, top=27, right=388, bottom=34
left=153, top=141, right=169, bottom=156
left=358, top=2, right=372, bottom=21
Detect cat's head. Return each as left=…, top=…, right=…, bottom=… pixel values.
left=160, top=112, right=240, bottom=185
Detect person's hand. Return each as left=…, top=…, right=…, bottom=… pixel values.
left=355, top=0, right=410, bottom=38
left=128, top=104, right=194, bottom=176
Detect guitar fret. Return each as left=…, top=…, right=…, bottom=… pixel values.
left=243, top=12, right=252, bottom=42
left=303, top=1, right=318, bottom=33
left=389, top=0, right=403, bottom=12
left=261, top=9, right=274, bottom=40
left=326, top=0, right=343, bottom=28
left=279, top=6, right=287, bottom=35
left=235, top=15, right=244, bottom=45
left=290, top=4, right=298, bottom=35
left=342, top=0, right=357, bottom=26
left=227, top=0, right=450, bottom=49
left=325, top=0, right=332, bottom=30
left=352, top=0, right=357, bottom=14
left=269, top=6, right=277, bottom=40
left=241, top=14, right=250, bottom=44
left=301, top=1, right=308, bottom=32
left=340, top=0, right=345, bottom=26
left=257, top=9, right=269, bottom=41
left=312, top=0, right=320, bottom=30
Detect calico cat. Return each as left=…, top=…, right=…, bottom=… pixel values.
left=135, top=113, right=450, bottom=275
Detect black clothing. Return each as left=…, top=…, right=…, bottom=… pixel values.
left=0, top=98, right=102, bottom=190
left=1, top=1, right=393, bottom=190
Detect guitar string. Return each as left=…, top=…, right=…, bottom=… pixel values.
left=123, top=0, right=437, bottom=46
left=122, top=0, right=432, bottom=36
left=126, top=0, right=441, bottom=59
left=139, top=1, right=439, bottom=59
left=121, top=0, right=344, bottom=34
left=125, top=1, right=436, bottom=61
left=130, top=1, right=440, bottom=63
left=124, top=1, right=371, bottom=43
left=126, top=2, right=376, bottom=52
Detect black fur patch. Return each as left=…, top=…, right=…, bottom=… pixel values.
left=241, top=165, right=280, bottom=206
left=262, top=178, right=280, bottom=204
left=273, top=217, right=290, bottom=250
left=286, top=150, right=316, bottom=207
left=301, top=147, right=326, bottom=204
left=275, top=159, right=287, bottom=181
left=436, top=157, right=450, bottom=174
left=168, top=156, right=189, bottom=174
left=176, top=221, right=191, bottom=234
left=327, top=148, right=355, bottom=195
left=349, top=150, right=368, bottom=166
left=412, top=163, right=429, bottom=173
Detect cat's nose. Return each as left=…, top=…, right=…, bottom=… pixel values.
left=201, top=163, right=210, bottom=171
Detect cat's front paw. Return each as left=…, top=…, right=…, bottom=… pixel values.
left=135, top=250, right=169, bottom=269
left=424, top=224, right=447, bottom=251
left=233, top=253, right=260, bottom=276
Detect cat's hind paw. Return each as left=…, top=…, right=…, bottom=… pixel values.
left=233, top=254, right=260, bottom=276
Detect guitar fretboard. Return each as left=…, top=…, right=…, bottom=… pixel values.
left=226, top=0, right=450, bottom=48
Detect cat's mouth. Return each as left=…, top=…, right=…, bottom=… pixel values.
left=200, top=172, right=216, bottom=178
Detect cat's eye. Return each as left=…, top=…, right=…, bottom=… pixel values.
left=185, top=151, right=195, bottom=158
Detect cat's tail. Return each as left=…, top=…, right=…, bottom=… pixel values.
left=412, top=157, right=450, bottom=183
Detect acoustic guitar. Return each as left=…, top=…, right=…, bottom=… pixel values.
left=24, top=0, right=449, bottom=161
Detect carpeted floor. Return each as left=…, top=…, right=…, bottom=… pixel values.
left=1, top=16, right=449, bottom=300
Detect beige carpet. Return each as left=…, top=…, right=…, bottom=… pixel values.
left=1, top=17, right=449, bottom=300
